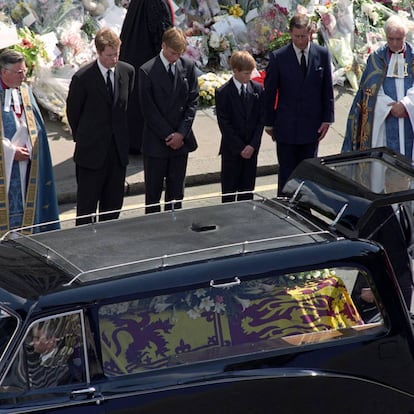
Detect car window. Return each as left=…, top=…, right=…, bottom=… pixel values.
left=0, top=308, right=18, bottom=360
left=0, top=312, right=87, bottom=393
left=328, top=159, right=414, bottom=194
left=98, top=267, right=384, bottom=377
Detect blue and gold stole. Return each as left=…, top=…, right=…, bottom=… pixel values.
left=0, top=83, right=39, bottom=236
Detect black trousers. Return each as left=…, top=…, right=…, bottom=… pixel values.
left=221, top=154, right=257, bottom=203
left=144, top=154, right=188, bottom=214
left=276, top=141, right=318, bottom=196
left=76, top=142, right=126, bottom=225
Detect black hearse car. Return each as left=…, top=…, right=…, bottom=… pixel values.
left=1, top=147, right=414, bottom=413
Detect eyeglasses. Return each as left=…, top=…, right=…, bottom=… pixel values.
left=3, top=68, right=27, bottom=75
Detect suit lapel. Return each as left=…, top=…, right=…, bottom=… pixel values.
left=114, top=67, right=121, bottom=103
left=246, top=82, right=257, bottom=114
left=307, top=43, right=319, bottom=78
left=174, top=59, right=185, bottom=92
left=114, top=64, right=129, bottom=103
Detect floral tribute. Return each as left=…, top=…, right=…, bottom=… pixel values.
left=316, top=0, right=414, bottom=90
left=198, top=71, right=231, bottom=106
left=1, top=0, right=414, bottom=113
left=11, top=27, right=48, bottom=78
left=246, top=2, right=290, bottom=56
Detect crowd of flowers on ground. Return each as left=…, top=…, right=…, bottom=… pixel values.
left=0, top=0, right=414, bottom=116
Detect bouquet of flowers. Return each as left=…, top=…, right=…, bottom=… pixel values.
left=283, top=269, right=336, bottom=289
left=208, top=14, right=248, bottom=68
left=246, top=2, right=289, bottom=55
left=11, top=27, right=49, bottom=77
left=56, top=20, right=93, bottom=67
left=317, top=0, right=361, bottom=90
left=32, top=66, right=75, bottom=123
left=208, top=29, right=232, bottom=53
left=268, top=30, right=291, bottom=51
left=198, top=71, right=231, bottom=106
left=185, top=36, right=207, bottom=67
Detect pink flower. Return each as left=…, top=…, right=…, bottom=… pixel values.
left=21, top=39, right=33, bottom=49
left=60, top=32, right=82, bottom=54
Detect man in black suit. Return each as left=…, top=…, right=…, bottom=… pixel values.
left=215, top=51, right=264, bottom=203
left=139, top=27, right=198, bottom=214
left=264, top=13, right=334, bottom=196
left=119, top=0, right=173, bottom=154
left=66, top=28, right=135, bottom=225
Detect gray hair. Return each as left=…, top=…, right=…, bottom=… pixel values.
left=0, top=49, right=25, bottom=70
left=385, top=15, right=408, bottom=36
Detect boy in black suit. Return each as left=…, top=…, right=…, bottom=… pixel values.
left=119, top=0, right=174, bottom=154
left=139, top=27, right=199, bottom=214
left=215, top=51, right=264, bottom=203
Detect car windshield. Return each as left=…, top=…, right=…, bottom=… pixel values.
left=0, top=308, right=18, bottom=359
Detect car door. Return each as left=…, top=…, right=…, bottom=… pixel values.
left=93, top=259, right=414, bottom=413
left=0, top=311, right=104, bottom=414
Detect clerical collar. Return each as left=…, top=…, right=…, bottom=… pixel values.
left=4, top=89, right=22, bottom=114
left=387, top=51, right=408, bottom=78
left=0, top=79, right=21, bottom=114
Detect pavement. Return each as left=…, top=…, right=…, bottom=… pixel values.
left=45, top=84, right=355, bottom=206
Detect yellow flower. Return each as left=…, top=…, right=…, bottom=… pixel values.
left=198, top=72, right=231, bottom=106
left=229, top=4, right=244, bottom=18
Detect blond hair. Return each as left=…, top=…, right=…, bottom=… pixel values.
left=162, top=27, right=187, bottom=54
left=95, top=28, right=121, bottom=53
left=230, top=51, right=256, bottom=72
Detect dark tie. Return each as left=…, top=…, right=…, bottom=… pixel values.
left=240, top=84, right=246, bottom=102
left=106, top=69, right=113, bottom=102
left=300, top=50, right=307, bottom=77
left=168, top=63, right=174, bottom=82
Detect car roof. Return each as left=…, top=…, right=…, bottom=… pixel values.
left=0, top=197, right=335, bottom=299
